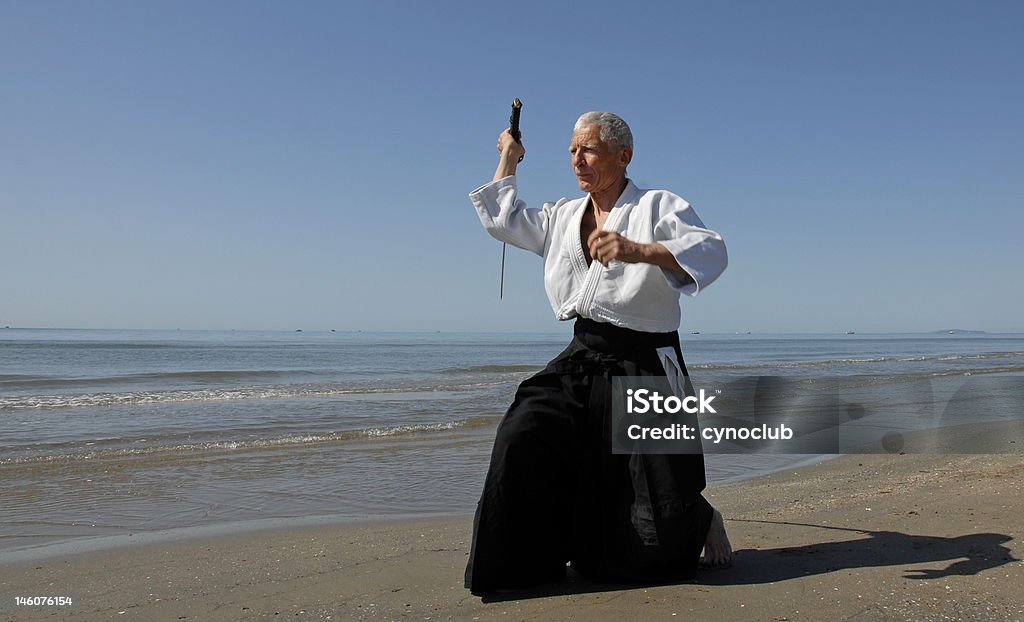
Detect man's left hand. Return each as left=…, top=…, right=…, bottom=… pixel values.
left=588, top=230, right=691, bottom=278
left=587, top=231, right=645, bottom=267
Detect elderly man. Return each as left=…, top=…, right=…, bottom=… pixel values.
left=466, top=111, right=730, bottom=594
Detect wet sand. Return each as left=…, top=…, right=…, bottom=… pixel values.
left=3, top=448, right=1023, bottom=621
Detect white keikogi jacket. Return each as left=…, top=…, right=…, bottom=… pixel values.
left=470, top=176, right=727, bottom=333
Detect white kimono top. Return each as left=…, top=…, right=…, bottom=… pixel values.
left=470, top=176, right=727, bottom=333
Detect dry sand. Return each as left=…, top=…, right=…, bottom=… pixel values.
left=3, top=449, right=1023, bottom=621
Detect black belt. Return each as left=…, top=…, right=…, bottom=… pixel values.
left=572, top=317, right=679, bottom=355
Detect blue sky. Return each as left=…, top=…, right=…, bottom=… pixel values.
left=2, top=1, right=1021, bottom=333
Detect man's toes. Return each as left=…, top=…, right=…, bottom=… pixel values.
left=700, top=547, right=731, bottom=568
left=700, top=509, right=733, bottom=567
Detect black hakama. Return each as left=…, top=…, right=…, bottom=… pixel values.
left=465, top=318, right=714, bottom=594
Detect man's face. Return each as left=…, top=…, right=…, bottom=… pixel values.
left=570, top=124, right=631, bottom=195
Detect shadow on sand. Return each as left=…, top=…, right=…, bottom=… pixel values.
left=480, top=523, right=1016, bottom=602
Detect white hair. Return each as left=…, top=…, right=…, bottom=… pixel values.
left=574, top=111, right=633, bottom=152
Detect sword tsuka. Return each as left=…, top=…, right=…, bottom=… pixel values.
left=509, top=98, right=522, bottom=142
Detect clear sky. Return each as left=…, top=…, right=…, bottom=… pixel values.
left=2, top=1, right=1021, bottom=333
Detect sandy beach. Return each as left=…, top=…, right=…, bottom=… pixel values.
left=3, top=444, right=1023, bottom=621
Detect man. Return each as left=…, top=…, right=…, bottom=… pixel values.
left=466, top=111, right=731, bottom=594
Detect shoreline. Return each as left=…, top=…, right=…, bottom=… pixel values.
left=3, top=447, right=1023, bottom=621
left=0, top=452, right=840, bottom=566
left=0, top=458, right=827, bottom=567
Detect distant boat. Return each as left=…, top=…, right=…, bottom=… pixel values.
left=846, top=330, right=856, bottom=334
left=691, top=331, right=700, bottom=335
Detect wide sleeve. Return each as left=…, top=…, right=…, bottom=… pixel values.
left=653, top=195, right=728, bottom=296
left=469, top=176, right=550, bottom=256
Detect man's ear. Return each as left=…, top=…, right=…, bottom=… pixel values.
left=619, top=147, right=633, bottom=167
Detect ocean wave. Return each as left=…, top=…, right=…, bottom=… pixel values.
left=0, top=379, right=518, bottom=411
left=441, top=364, right=542, bottom=374
left=0, top=369, right=324, bottom=390
left=0, top=416, right=501, bottom=466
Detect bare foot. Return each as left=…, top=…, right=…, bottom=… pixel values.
left=700, top=508, right=733, bottom=567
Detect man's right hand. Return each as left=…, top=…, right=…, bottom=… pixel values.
left=492, top=129, right=525, bottom=182
left=497, top=129, right=525, bottom=161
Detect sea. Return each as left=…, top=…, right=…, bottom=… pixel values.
left=2, top=327, right=1023, bottom=561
